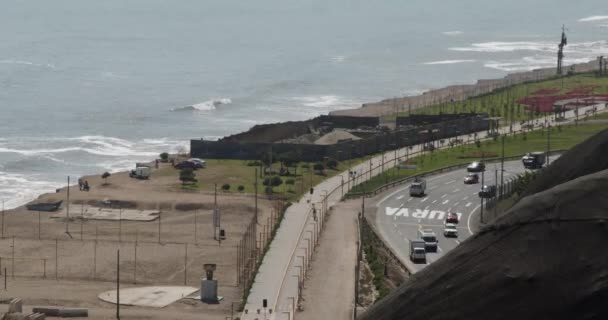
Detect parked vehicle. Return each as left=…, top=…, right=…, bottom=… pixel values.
left=478, top=185, right=497, bottom=198
left=446, top=212, right=459, bottom=224
left=409, top=177, right=427, bottom=197
left=464, top=173, right=479, bottom=184
left=409, top=240, right=427, bottom=263
left=467, top=161, right=486, bottom=172
left=129, top=166, right=151, bottom=179
left=522, top=152, right=546, bottom=169
left=188, top=158, right=207, bottom=169
left=174, top=160, right=199, bottom=170
left=443, top=223, right=458, bottom=238
left=418, top=229, right=438, bottom=252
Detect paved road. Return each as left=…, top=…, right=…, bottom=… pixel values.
left=376, top=159, right=529, bottom=272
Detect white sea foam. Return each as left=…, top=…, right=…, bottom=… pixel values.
left=293, top=95, right=358, bottom=109
left=171, top=98, right=232, bottom=111
left=423, top=59, right=476, bottom=65
left=484, top=56, right=593, bottom=72
left=0, top=171, right=62, bottom=210
left=0, top=59, right=56, bottom=69
left=450, top=40, right=608, bottom=54
left=578, top=15, right=608, bottom=22
left=331, top=55, right=346, bottom=63
left=442, top=31, right=463, bottom=36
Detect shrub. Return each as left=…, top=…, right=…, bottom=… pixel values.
left=265, top=186, right=273, bottom=194
left=301, top=163, right=310, bottom=169
left=237, top=185, right=245, bottom=192
left=221, top=184, right=230, bottom=191
left=285, top=179, right=295, bottom=185
left=160, top=152, right=169, bottom=162
left=326, top=158, right=338, bottom=169
left=179, top=168, right=197, bottom=185
left=313, top=162, right=325, bottom=175
left=101, top=172, right=111, bottom=184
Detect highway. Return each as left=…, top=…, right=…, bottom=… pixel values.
left=375, top=158, right=535, bottom=273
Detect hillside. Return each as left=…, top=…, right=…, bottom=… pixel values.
left=358, top=169, right=608, bottom=320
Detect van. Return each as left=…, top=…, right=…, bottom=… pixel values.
left=409, top=177, right=427, bottom=197
left=418, top=229, right=438, bottom=252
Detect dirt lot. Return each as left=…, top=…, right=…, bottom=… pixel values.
left=0, top=164, right=274, bottom=319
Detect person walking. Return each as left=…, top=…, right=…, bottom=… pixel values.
left=78, top=178, right=83, bottom=191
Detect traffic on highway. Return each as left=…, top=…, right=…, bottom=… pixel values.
left=375, top=155, right=552, bottom=273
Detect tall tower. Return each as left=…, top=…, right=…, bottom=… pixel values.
left=557, top=25, right=567, bottom=75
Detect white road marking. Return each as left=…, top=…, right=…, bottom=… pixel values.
left=397, top=195, right=404, bottom=200
left=454, top=202, right=460, bottom=206
left=421, top=197, right=428, bottom=202
left=445, top=180, right=456, bottom=185
left=442, top=200, right=449, bottom=205
left=465, top=202, right=472, bottom=207
left=424, top=205, right=429, bottom=210
left=441, top=194, right=447, bottom=198
left=407, top=198, right=413, bottom=202
left=436, top=246, right=443, bottom=253
left=432, top=200, right=437, bottom=204
left=462, top=196, right=468, bottom=201
left=428, top=186, right=438, bottom=190
left=455, top=239, right=461, bottom=245
left=452, top=189, right=460, bottom=193
left=467, top=204, right=481, bottom=235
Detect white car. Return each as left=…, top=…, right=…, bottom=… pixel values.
left=443, top=223, right=458, bottom=238
left=188, top=158, right=207, bottom=168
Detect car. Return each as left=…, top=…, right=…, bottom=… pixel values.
left=174, top=160, right=199, bottom=170
left=478, top=185, right=497, bottom=198
left=418, top=229, right=438, bottom=252
left=467, top=161, right=486, bottom=172
left=446, top=212, right=459, bottom=224
left=443, top=223, right=458, bottom=238
left=188, top=158, right=207, bottom=169
left=464, top=173, right=479, bottom=184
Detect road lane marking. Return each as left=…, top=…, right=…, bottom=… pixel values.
left=454, top=202, right=460, bottom=206
left=465, top=202, right=472, bottom=207
left=467, top=204, right=481, bottom=235
left=429, top=186, right=438, bottom=190
left=397, top=195, right=404, bottom=200
left=462, top=196, right=468, bottom=201
left=432, top=200, right=437, bottom=204
left=441, top=194, right=447, bottom=198
left=407, top=198, right=413, bottom=202
left=455, top=239, right=461, bottom=245
left=452, top=189, right=460, bottom=193
left=424, top=206, right=429, bottom=210
left=445, top=180, right=456, bottom=185
left=421, top=197, right=428, bottom=202
left=442, top=200, right=449, bottom=205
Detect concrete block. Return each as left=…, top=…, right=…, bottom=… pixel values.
left=8, top=298, right=23, bottom=313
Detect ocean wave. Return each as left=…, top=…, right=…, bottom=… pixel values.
left=578, top=15, right=608, bottom=22
left=450, top=40, right=608, bottom=56
left=484, top=56, right=593, bottom=72
left=442, top=31, right=463, bottom=36
left=0, top=171, right=62, bottom=210
left=292, top=95, right=358, bottom=109
left=0, top=59, right=56, bottom=69
left=423, top=59, right=476, bottom=65
left=171, top=98, right=232, bottom=111
left=331, top=55, right=346, bottom=63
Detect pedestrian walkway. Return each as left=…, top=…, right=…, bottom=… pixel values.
left=241, top=102, right=606, bottom=319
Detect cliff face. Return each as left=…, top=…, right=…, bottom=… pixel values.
left=359, top=169, right=608, bottom=320
left=333, top=58, right=603, bottom=117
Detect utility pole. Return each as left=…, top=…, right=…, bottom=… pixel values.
left=500, top=135, right=505, bottom=198
left=1, top=200, right=4, bottom=239
left=116, top=249, right=120, bottom=320
left=546, top=124, right=551, bottom=165
left=254, top=168, right=258, bottom=224
left=480, top=153, right=485, bottom=224
left=214, top=183, right=218, bottom=240
left=66, top=176, right=70, bottom=235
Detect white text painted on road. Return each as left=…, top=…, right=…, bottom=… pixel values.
left=385, top=207, right=462, bottom=221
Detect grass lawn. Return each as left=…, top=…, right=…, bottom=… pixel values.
left=348, top=120, right=608, bottom=194
left=156, top=157, right=370, bottom=201
left=387, top=74, right=608, bottom=124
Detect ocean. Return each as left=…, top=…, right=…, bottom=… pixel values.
left=1, top=0, right=607, bottom=208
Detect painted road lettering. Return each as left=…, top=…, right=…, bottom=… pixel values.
left=385, top=207, right=462, bottom=221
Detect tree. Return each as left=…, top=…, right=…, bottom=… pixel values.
left=279, top=151, right=299, bottom=175
left=179, top=168, right=197, bottom=185
left=101, top=172, right=111, bottom=185
left=160, top=152, right=169, bottom=162
left=313, top=162, right=325, bottom=175
left=263, top=176, right=283, bottom=187
left=222, top=184, right=230, bottom=191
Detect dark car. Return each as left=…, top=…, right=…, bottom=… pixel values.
left=478, top=185, right=497, bottom=198
left=464, top=173, right=479, bottom=184
left=467, top=161, right=486, bottom=173
left=446, top=212, right=459, bottom=224
left=174, top=160, right=198, bottom=170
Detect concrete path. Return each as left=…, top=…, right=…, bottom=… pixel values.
left=297, top=200, right=359, bottom=320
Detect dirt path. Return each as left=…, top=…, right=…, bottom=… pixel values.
left=298, top=200, right=359, bottom=320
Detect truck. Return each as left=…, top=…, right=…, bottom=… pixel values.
left=409, top=177, right=427, bottom=197
left=522, top=152, right=546, bottom=169
left=129, top=165, right=151, bottom=179
left=409, top=240, right=426, bottom=263
left=418, top=229, right=438, bottom=252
